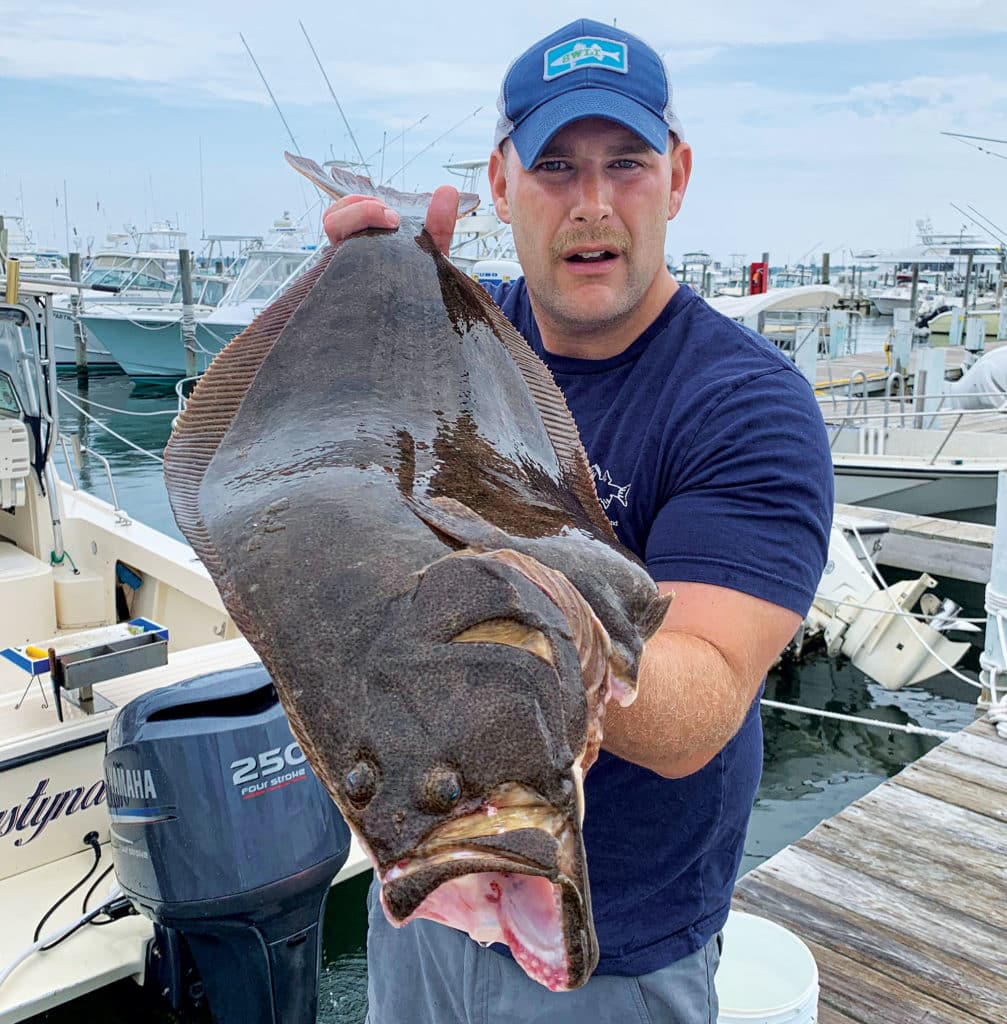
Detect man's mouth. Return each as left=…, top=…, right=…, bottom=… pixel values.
left=564, top=248, right=619, bottom=264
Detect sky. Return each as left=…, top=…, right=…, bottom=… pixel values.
left=1, top=1, right=1005, bottom=267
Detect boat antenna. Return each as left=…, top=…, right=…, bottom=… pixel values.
left=382, top=107, right=484, bottom=187
left=239, top=32, right=301, bottom=155
left=198, top=136, right=206, bottom=239
left=299, top=20, right=371, bottom=175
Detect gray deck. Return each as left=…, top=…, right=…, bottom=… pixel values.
left=732, top=717, right=1007, bottom=1023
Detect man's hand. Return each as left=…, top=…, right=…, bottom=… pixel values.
left=322, top=185, right=461, bottom=255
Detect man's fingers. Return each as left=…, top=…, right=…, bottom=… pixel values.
left=425, top=186, right=461, bottom=256
left=322, top=197, right=400, bottom=245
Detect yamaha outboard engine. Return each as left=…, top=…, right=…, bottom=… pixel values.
left=104, top=664, right=352, bottom=1024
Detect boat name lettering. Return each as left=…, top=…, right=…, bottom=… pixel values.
left=0, top=778, right=106, bottom=847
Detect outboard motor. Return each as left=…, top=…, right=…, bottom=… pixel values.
left=104, top=664, right=351, bottom=1024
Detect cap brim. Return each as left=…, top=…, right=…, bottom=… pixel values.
left=508, top=89, right=677, bottom=169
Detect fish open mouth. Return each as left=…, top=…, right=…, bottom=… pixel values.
left=379, top=783, right=595, bottom=991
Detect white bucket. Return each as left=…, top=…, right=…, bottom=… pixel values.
left=716, top=911, right=819, bottom=1024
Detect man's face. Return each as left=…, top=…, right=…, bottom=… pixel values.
left=489, top=118, right=688, bottom=338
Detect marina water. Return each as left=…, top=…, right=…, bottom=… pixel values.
left=32, top=357, right=980, bottom=1023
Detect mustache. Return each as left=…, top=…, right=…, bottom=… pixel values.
left=550, top=227, right=632, bottom=261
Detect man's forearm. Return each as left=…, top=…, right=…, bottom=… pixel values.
left=600, top=629, right=758, bottom=779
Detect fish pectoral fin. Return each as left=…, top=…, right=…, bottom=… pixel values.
left=404, top=494, right=511, bottom=550
left=285, top=153, right=480, bottom=219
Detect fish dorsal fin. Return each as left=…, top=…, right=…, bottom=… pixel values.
left=285, top=153, right=480, bottom=219
left=163, top=246, right=338, bottom=575
left=430, top=247, right=619, bottom=545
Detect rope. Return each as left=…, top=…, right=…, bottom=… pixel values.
left=829, top=599, right=986, bottom=624
left=761, top=699, right=957, bottom=739
left=845, top=524, right=983, bottom=689
left=57, top=392, right=164, bottom=464
left=56, top=387, right=175, bottom=417
left=117, top=315, right=180, bottom=331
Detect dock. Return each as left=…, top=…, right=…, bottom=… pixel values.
left=833, top=502, right=993, bottom=583
left=813, top=340, right=1007, bottom=395
left=732, top=716, right=1006, bottom=1023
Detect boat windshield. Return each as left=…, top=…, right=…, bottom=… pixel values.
left=167, top=277, right=230, bottom=307
left=82, top=255, right=174, bottom=293
left=224, top=250, right=314, bottom=305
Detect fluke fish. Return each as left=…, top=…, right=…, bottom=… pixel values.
left=163, top=155, right=670, bottom=991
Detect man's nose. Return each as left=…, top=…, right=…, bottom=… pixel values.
left=570, top=168, right=613, bottom=223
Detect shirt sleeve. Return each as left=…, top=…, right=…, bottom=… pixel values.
left=644, top=366, right=833, bottom=617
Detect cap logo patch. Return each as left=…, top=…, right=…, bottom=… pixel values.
left=543, top=37, right=628, bottom=81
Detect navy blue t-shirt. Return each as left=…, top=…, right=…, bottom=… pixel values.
left=489, top=279, right=833, bottom=975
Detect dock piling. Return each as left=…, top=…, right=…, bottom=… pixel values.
left=947, top=305, right=966, bottom=347
left=179, top=248, right=197, bottom=379
left=980, top=470, right=1007, bottom=709
left=69, top=252, right=88, bottom=388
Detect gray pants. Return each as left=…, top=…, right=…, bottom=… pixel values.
left=365, top=880, right=721, bottom=1024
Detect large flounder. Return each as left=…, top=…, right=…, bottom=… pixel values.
left=163, top=155, right=670, bottom=991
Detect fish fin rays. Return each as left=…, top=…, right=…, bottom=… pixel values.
left=285, top=153, right=480, bottom=219
left=163, top=245, right=339, bottom=577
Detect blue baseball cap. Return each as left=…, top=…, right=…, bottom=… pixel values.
left=494, top=19, right=684, bottom=168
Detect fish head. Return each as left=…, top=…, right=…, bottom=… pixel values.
left=323, top=549, right=610, bottom=989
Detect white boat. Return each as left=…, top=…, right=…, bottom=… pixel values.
left=828, top=418, right=1007, bottom=521
left=50, top=224, right=188, bottom=370
left=78, top=274, right=233, bottom=384
left=707, top=285, right=842, bottom=321
left=0, top=280, right=369, bottom=1021
left=927, top=305, right=1003, bottom=340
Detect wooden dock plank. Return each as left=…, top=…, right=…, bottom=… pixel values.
left=943, top=726, right=1007, bottom=769
left=891, top=760, right=1007, bottom=821
left=748, top=845, right=1003, bottom=975
left=797, top=815, right=1003, bottom=915
left=734, top=717, right=1007, bottom=1022
left=803, top=938, right=989, bottom=1024
left=733, top=875, right=1003, bottom=1021
left=850, top=782, right=1007, bottom=862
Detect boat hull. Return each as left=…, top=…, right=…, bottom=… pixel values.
left=80, top=314, right=242, bottom=382
left=833, top=462, right=996, bottom=523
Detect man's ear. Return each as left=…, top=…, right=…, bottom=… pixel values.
left=488, top=146, right=511, bottom=224
left=668, top=140, right=692, bottom=221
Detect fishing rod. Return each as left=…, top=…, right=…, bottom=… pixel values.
left=240, top=32, right=301, bottom=155
left=950, top=203, right=1004, bottom=248
left=381, top=107, right=484, bottom=187
left=239, top=32, right=325, bottom=218
left=941, top=131, right=1007, bottom=163
left=362, top=115, right=430, bottom=168
left=299, top=20, right=371, bottom=176
left=967, top=204, right=1007, bottom=248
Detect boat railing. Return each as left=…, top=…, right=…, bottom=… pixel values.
left=827, top=395, right=1007, bottom=462
left=882, top=373, right=907, bottom=429
left=845, top=371, right=870, bottom=418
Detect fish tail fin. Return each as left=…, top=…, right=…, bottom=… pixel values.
left=285, top=153, right=480, bottom=219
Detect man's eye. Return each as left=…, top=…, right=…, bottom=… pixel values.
left=536, top=160, right=570, bottom=172
left=612, top=159, right=641, bottom=169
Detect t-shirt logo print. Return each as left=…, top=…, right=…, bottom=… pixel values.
left=543, top=38, right=629, bottom=81
left=591, top=464, right=631, bottom=527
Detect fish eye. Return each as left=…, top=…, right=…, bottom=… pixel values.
left=345, top=761, right=377, bottom=807
left=424, top=767, right=463, bottom=813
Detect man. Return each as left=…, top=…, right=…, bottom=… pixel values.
left=324, top=18, right=833, bottom=1024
